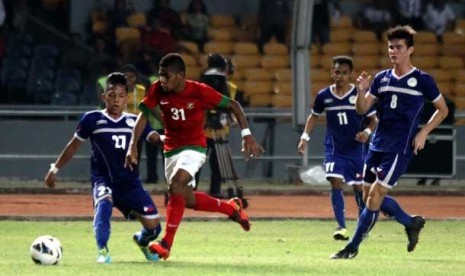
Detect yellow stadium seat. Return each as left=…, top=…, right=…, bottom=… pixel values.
left=311, top=81, right=328, bottom=97
left=248, top=93, right=273, bottom=107
left=454, top=69, right=465, bottom=81
left=115, top=27, right=140, bottom=44
left=178, top=40, right=199, bottom=54
left=439, top=56, right=464, bottom=70
left=181, top=54, right=198, bottom=66
left=415, top=31, right=437, bottom=43
left=436, top=81, right=454, bottom=97
left=310, top=69, right=331, bottom=82
left=263, top=42, right=288, bottom=55
left=243, top=68, right=273, bottom=81
left=186, top=66, right=202, bottom=81
left=274, top=68, right=292, bottom=82
left=379, top=56, right=392, bottom=68
left=210, top=14, right=236, bottom=28
left=230, top=27, right=253, bottom=42
left=198, top=54, right=209, bottom=68
left=413, top=44, right=440, bottom=56
left=412, top=56, right=439, bottom=69
left=309, top=44, right=320, bottom=55
left=440, top=44, right=465, bottom=57
left=453, top=83, right=465, bottom=97
left=261, top=55, right=290, bottom=69
left=242, top=80, right=273, bottom=94
left=352, top=30, right=377, bottom=43
left=127, top=12, right=147, bottom=28
left=331, top=16, right=353, bottom=29
left=208, top=28, right=233, bottom=41
left=351, top=42, right=380, bottom=56
left=322, top=43, right=351, bottom=55
left=330, top=29, right=353, bottom=43
left=310, top=54, right=321, bottom=68
left=429, top=69, right=452, bottom=82
left=92, top=20, right=108, bottom=34
left=443, top=32, right=465, bottom=45
left=203, top=41, right=233, bottom=55
left=231, top=54, right=261, bottom=69
left=319, top=55, right=335, bottom=70
left=272, top=94, right=293, bottom=108
left=353, top=56, right=381, bottom=70
left=233, top=42, right=259, bottom=55
left=273, top=82, right=292, bottom=95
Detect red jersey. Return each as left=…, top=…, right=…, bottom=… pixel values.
left=140, top=80, right=229, bottom=156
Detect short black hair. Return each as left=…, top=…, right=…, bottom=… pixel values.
left=121, top=64, right=138, bottom=74
left=333, top=55, right=353, bottom=71
left=106, top=72, right=128, bottom=92
left=207, top=53, right=227, bottom=71
left=159, top=53, right=186, bottom=74
left=386, top=25, right=416, bottom=48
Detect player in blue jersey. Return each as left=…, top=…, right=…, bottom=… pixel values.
left=44, top=72, right=163, bottom=264
left=298, top=56, right=377, bottom=241
left=331, top=25, right=449, bottom=259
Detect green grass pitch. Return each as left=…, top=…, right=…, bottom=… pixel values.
left=1, top=219, right=464, bottom=275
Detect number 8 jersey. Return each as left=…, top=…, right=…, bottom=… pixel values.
left=368, top=68, right=441, bottom=154
left=75, top=110, right=154, bottom=185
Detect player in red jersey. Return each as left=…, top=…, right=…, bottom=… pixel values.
left=125, top=53, right=263, bottom=260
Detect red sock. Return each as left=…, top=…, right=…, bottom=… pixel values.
left=193, top=191, right=235, bottom=216
left=163, top=194, right=185, bottom=248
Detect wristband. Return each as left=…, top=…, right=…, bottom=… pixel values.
left=301, top=132, right=310, bottom=141
left=363, top=128, right=372, bottom=136
left=49, top=163, right=59, bottom=174
left=159, top=135, right=166, bottom=142
left=241, top=128, right=252, bottom=138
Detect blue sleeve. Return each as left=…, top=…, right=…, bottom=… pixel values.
left=421, top=73, right=441, bottom=102
left=311, top=91, right=325, bottom=115
left=141, top=122, right=154, bottom=141
left=75, top=113, right=92, bottom=140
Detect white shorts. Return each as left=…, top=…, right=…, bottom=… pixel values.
left=164, top=149, right=206, bottom=189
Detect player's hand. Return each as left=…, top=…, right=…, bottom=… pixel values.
left=44, top=172, right=56, bottom=189
left=241, top=135, right=264, bottom=161
left=297, top=140, right=308, bottom=155
left=355, top=131, right=370, bottom=143
left=124, top=144, right=138, bottom=170
left=356, top=71, right=372, bottom=92
left=413, top=130, right=428, bottom=155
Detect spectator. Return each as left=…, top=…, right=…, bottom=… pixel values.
left=141, top=18, right=178, bottom=63
left=184, top=0, right=209, bottom=53
left=106, top=0, right=133, bottom=31
left=311, top=0, right=341, bottom=48
left=258, top=0, right=290, bottom=53
left=61, top=32, right=90, bottom=79
left=358, top=0, right=394, bottom=41
left=147, top=0, right=183, bottom=39
left=88, top=36, right=114, bottom=85
left=394, top=0, right=425, bottom=31
left=423, top=0, right=455, bottom=43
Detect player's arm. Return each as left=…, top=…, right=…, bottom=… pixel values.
left=355, top=71, right=375, bottom=114
left=44, top=136, right=83, bottom=188
left=125, top=110, right=149, bottom=170
left=413, top=96, right=449, bottom=155
left=225, top=98, right=264, bottom=161
left=355, top=113, right=378, bottom=143
left=297, top=113, right=319, bottom=155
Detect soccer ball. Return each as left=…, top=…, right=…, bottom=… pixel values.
left=30, top=235, right=63, bottom=265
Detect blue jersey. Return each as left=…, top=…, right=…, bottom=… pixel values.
left=75, top=110, right=154, bottom=186
left=312, top=84, right=375, bottom=158
left=368, top=68, right=441, bottom=154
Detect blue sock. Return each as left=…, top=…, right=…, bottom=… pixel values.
left=93, top=199, right=113, bottom=250
left=331, top=188, right=346, bottom=228
left=380, top=195, right=412, bottom=226
left=347, top=208, right=379, bottom=250
left=353, top=189, right=365, bottom=216
left=137, top=224, right=162, bottom=246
